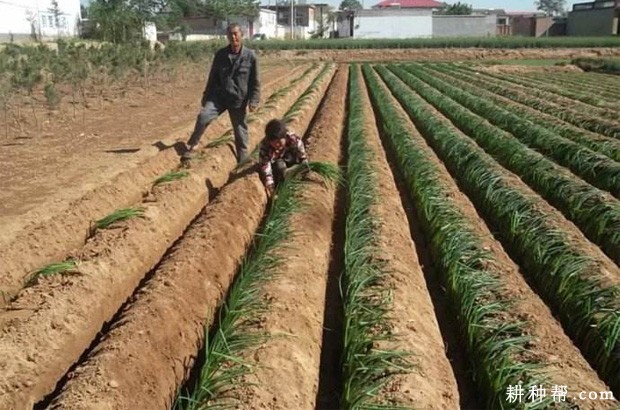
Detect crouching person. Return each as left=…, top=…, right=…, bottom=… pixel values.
left=258, top=119, right=309, bottom=198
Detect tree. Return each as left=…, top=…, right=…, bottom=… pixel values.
left=339, top=0, right=362, bottom=10
left=202, top=0, right=258, bottom=22
left=88, top=0, right=169, bottom=43
left=312, top=5, right=335, bottom=38
left=162, top=0, right=201, bottom=35
left=25, top=9, right=40, bottom=42
left=169, top=0, right=201, bottom=17
left=535, top=0, right=565, bottom=16
left=436, top=1, right=472, bottom=15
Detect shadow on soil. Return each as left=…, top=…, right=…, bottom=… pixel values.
left=104, top=148, right=141, bottom=154
left=314, top=70, right=348, bottom=409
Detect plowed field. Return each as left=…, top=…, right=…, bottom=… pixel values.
left=1, top=57, right=619, bottom=410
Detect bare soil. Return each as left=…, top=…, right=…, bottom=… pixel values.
left=27, top=63, right=334, bottom=410
left=1, top=50, right=619, bottom=410
left=0, top=61, right=305, bottom=304
left=479, top=64, right=584, bottom=73
left=0, top=63, right=323, bottom=409
left=264, top=47, right=620, bottom=63
left=46, top=172, right=268, bottom=410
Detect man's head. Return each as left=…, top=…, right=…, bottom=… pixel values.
left=227, top=23, right=243, bottom=52
left=265, top=119, right=287, bottom=150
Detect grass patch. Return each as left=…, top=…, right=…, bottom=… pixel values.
left=94, top=207, right=145, bottom=230
left=153, top=171, right=189, bottom=186
left=205, top=135, right=233, bottom=149
left=572, top=57, right=620, bottom=74
left=27, top=259, right=78, bottom=286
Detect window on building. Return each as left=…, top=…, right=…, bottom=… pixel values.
left=39, top=13, right=69, bottom=30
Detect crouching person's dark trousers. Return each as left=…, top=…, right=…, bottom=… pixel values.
left=273, top=158, right=297, bottom=186
left=187, top=99, right=250, bottom=163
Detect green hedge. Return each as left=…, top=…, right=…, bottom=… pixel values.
left=245, top=36, right=620, bottom=50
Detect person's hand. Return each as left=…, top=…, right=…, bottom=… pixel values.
left=301, top=159, right=311, bottom=175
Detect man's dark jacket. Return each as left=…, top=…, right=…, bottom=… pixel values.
left=202, top=45, right=260, bottom=109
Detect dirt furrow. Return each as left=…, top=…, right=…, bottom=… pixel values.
left=0, top=64, right=309, bottom=306
left=23, top=64, right=337, bottom=410
left=0, top=62, right=298, bottom=244
left=211, top=64, right=347, bottom=410
left=373, top=68, right=618, bottom=409
left=45, top=172, right=268, bottom=410
left=357, top=66, right=459, bottom=409
left=0, top=64, right=324, bottom=410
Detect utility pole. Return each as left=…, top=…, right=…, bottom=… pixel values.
left=290, top=0, right=294, bottom=39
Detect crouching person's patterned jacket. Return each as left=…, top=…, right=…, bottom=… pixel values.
left=258, top=131, right=308, bottom=188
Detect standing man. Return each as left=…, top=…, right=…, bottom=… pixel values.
left=181, top=23, right=260, bottom=166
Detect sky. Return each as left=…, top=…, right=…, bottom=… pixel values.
left=79, top=0, right=583, bottom=13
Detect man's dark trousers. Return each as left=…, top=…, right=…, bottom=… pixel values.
left=187, top=99, right=249, bottom=163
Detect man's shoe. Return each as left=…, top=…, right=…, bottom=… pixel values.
left=237, top=151, right=249, bottom=164
left=180, top=151, right=192, bottom=168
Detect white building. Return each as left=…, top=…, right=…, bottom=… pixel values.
left=0, top=0, right=81, bottom=42
left=262, top=4, right=320, bottom=39
left=351, top=8, right=433, bottom=38
left=229, top=9, right=279, bottom=39
left=172, top=9, right=280, bottom=41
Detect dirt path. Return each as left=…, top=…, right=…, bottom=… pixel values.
left=0, top=63, right=309, bottom=305
left=370, top=66, right=618, bottom=409
left=0, top=64, right=323, bottom=409
left=356, top=65, right=459, bottom=408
